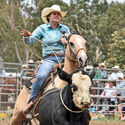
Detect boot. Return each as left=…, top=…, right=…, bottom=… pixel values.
left=23, top=101, right=34, bottom=119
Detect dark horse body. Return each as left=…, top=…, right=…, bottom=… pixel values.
left=39, top=68, right=93, bottom=125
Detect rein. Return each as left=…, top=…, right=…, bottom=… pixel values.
left=60, top=87, right=85, bottom=113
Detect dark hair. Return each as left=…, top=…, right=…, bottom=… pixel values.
left=93, top=63, right=98, bottom=67
left=46, top=13, right=51, bottom=22
left=72, top=31, right=81, bottom=35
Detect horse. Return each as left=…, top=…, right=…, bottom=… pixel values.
left=39, top=68, right=94, bottom=125
left=10, top=33, right=88, bottom=125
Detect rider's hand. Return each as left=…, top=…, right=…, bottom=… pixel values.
left=20, top=29, right=32, bottom=36
left=60, top=37, right=67, bottom=45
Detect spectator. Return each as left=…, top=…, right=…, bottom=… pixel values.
left=1, top=68, right=6, bottom=77
left=89, top=63, right=103, bottom=110
left=89, top=63, right=102, bottom=80
left=100, top=80, right=116, bottom=112
left=99, top=63, right=108, bottom=79
left=116, top=75, right=125, bottom=101
left=117, top=75, right=125, bottom=120
left=25, top=59, right=35, bottom=77
left=0, top=66, right=6, bottom=84
left=20, top=64, right=27, bottom=77
left=99, top=62, right=108, bottom=93
left=118, top=88, right=125, bottom=120
left=109, top=65, right=124, bottom=81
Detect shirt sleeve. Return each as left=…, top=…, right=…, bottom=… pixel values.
left=24, top=26, right=43, bottom=44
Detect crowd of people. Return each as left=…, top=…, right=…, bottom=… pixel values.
left=88, top=63, right=125, bottom=120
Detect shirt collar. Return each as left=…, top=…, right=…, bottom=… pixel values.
left=47, top=23, right=62, bottom=28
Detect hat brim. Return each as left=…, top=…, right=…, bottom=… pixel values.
left=41, top=8, right=67, bottom=23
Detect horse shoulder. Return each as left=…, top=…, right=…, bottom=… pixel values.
left=46, top=76, right=66, bottom=91
left=13, top=87, right=30, bottom=112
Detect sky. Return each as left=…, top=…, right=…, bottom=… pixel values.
left=63, top=0, right=125, bottom=4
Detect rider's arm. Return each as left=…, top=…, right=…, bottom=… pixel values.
left=23, top=26, right=43, bottom=44
left=60, top=25, right=70, bottom=45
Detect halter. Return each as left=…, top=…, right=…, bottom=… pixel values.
left=60, top=87, right=86, bottom=113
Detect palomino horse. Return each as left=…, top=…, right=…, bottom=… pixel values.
left=10, top=33, right=88, bottom=125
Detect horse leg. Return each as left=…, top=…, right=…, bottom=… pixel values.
left=10, top=87, right=30, bottom=125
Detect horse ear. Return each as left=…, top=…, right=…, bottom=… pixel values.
left=57, top=68, right=71, bottom=83
left=89, top=70, right=96, bottom=80
left=64, top=33, right=70, bottom=39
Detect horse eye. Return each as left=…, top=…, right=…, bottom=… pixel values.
left=71, top=84, right=77, bottom=92
left=69, top=42, right=74, bottom=47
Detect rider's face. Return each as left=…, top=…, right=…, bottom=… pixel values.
left=48, top=11, right=61, bottom=23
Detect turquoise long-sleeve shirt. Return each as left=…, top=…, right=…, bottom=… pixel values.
left=24, top=23, right=70, bottom=57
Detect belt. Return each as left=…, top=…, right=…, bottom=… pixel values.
left=43, top=54, right=65, bottom=58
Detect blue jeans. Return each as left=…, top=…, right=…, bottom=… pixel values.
left=29, top=56, right=64, bottom=102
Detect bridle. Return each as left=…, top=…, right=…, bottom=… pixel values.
left=65, top=34, right=88, bottom=63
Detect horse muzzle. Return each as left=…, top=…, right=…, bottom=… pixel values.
left=77, top=51, right=88, bottom=67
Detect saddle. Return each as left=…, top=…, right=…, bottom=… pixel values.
left=24, top=63, right=64, bottom=119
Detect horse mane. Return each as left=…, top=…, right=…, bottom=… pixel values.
left=72, top=30, right=81, bottom=35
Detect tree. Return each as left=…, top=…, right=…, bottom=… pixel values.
left=105, top=28, right=125, bottom=69
left=0, top=0, right=25, bottom=64
left=97, top=2, right=125, bottom=63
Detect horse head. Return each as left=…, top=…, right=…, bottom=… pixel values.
left=57, top=68, right=94, bottom=110
left=65, top=33, right=88, bottom=68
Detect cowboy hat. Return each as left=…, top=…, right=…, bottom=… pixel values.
left=22, top=64, right=27, bottom=68
left=28, top=59, right=34, bottom=64
left=112, top=65, right=119, bottom=69
left=41, top=5, right=67, bottom=23
left=100, top=63, right=105, bottom=66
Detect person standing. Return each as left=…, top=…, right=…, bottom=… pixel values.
left=21, top=4, right=70, bottom=115
left=100, top=80, right=116, bottom=112
left=109, top=65, right=123, bottom=81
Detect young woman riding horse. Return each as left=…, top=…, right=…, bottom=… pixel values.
left=21, top=4, right=71, bottom=115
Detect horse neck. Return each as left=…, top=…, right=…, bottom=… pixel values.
left=63, top=56, right=77, bottom=74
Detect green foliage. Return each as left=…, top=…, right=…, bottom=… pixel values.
left=106, top=28, right=125, bottom=68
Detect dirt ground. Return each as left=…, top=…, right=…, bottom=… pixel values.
left=0, top=119, right=10, bottom=125
left=0, top=119, right=125, bottom=125
left=90, top=120, right=125, bottom=125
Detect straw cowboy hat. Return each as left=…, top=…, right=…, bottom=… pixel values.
left=22, top=64, right=27, bottom=68
left=28, top=59, right=34, bottom=64
left=41, top=5, right=67, bottom=23
left=112, top=65, right=119, bottom=69
left=100, top=63, right=105, bottom=66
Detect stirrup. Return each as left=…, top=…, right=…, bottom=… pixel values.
left=24, top=107, right=34, bottom=120
left=25, top=112, right=33, bottom=120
